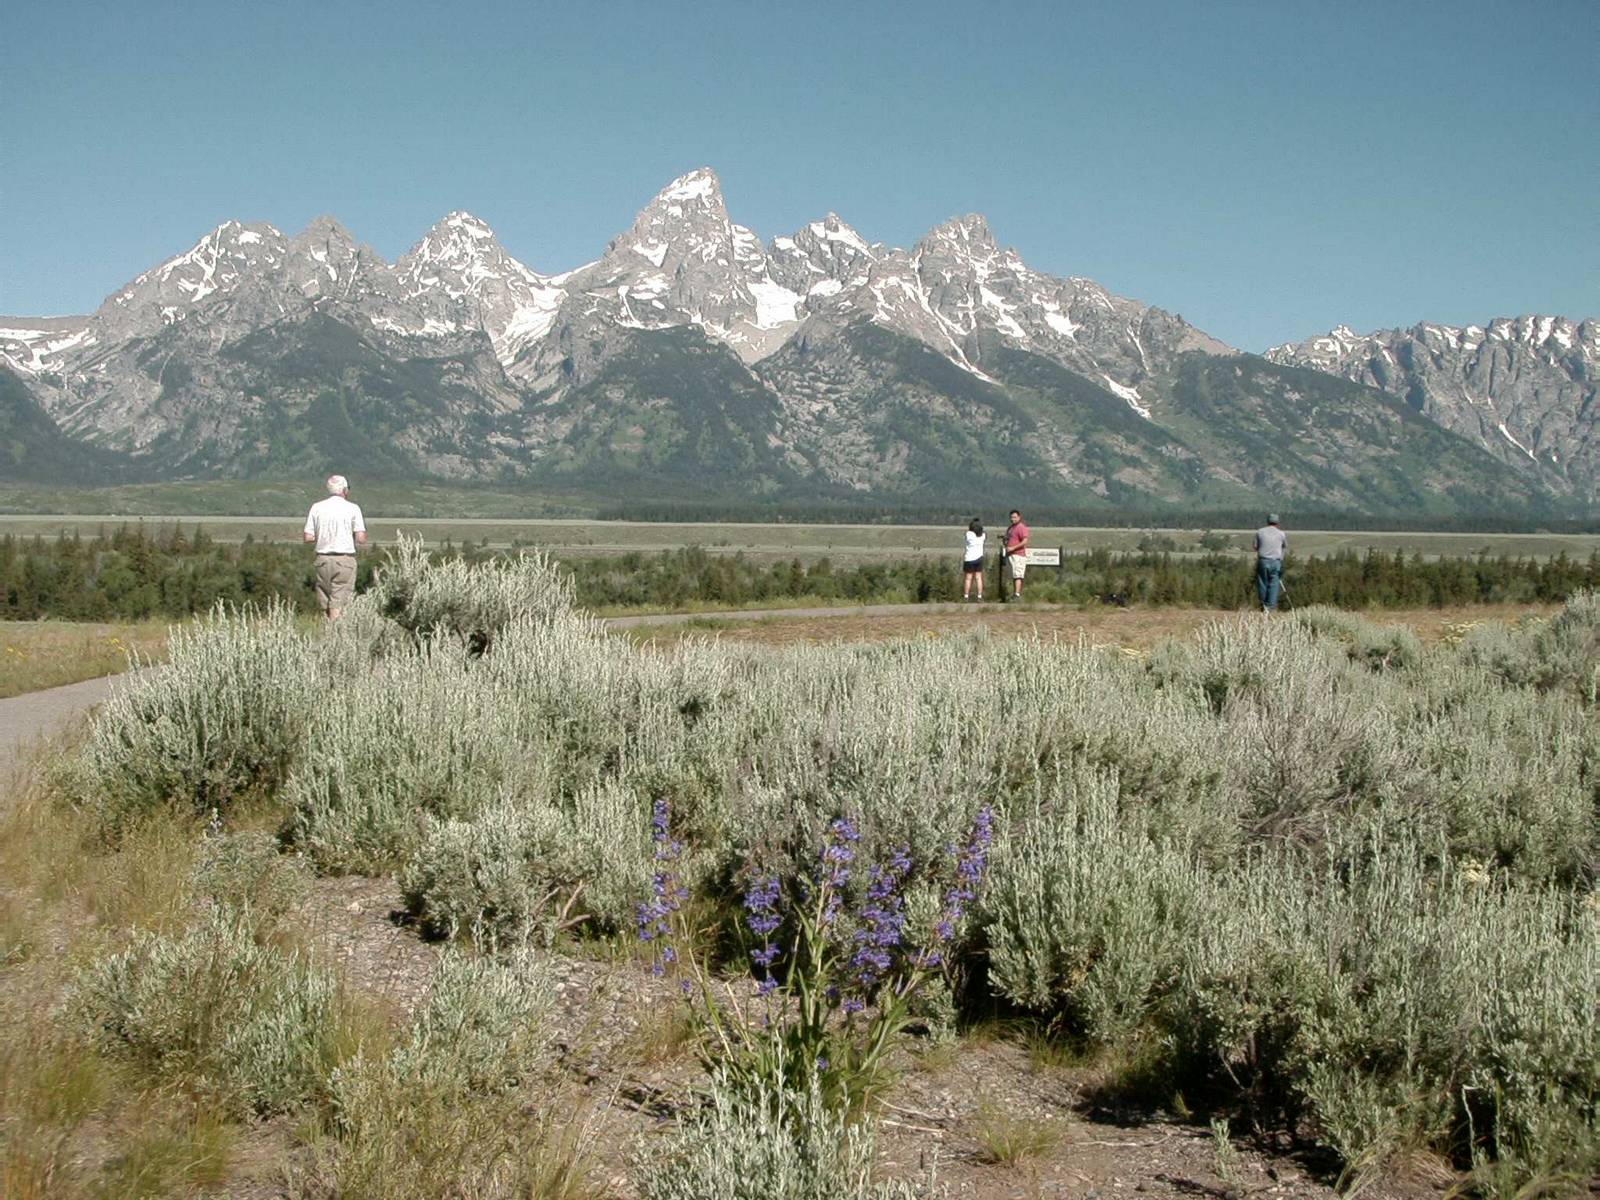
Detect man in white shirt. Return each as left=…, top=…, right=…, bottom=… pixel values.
left=303, top=474, right=367, bottom=619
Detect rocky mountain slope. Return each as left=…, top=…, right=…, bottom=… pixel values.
left=1266, top=317, right=1598, bottom=496
left=0, top=169, right=1585, bottom=516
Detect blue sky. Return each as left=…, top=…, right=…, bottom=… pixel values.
left=6, top=0, right=1596, bottom=349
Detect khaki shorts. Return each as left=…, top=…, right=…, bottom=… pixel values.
left=1006, top=553, right=1027, bottom=580
left=315, top=554, right=357, bottom=611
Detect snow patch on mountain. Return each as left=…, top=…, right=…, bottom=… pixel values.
left=0, top=325, right=96, bottom=374
left=1101, top=374, right=1151, bottom=419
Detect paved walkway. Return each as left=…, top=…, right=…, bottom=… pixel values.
left=0, top=603, right=1065, bottom=771
left=0, top=674, right=121, bottom=777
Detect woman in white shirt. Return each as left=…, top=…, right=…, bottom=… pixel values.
left=962, top=518, right=986, bottom=600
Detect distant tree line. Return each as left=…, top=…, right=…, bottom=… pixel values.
left=3, top=526, right=1597, bottom=622
left=572, top=545, right=1600, bottom=610
left=596, top=499, right=1600, bottom=536
left=0, top=525, right=370, bottom=620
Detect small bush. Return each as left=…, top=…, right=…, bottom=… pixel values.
left=635, top=1063, right=932, bottom=1200
left=305, top=948, right=569, bottom=1198
left=369, top=535, right=582, bottom=652
left=61, top=605, right=315, bottom=840
left=401, top=783, right=648, bottom=942
left=381, top=946, right=555, bottom=1097
left=1292, top=605, right=1423, bottom=671
left=1459, top=589, right=1600, bottom=701
left=75, top=909, right=347, bottom=1116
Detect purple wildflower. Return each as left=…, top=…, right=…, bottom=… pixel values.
left=637, top=799, right=687, bottom=977
left=743, top=875, right=782, bottom=937
left=925, top=805, right=995, bottom=960
left=743, top=873, right=784, bottom=988
left=847, top=849, right=912, bottom=996
left=821, top=817, right=859, bottom=886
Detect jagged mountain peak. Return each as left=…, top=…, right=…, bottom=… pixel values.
left=921, top=212, right=997, bottom=249
left=649, top=166, right=724, bottom=207
left=398, top=210, right=540, bottom=282
left=292, top=214, right=360, bottom=249
left=437, top=210, right=495, bottom=235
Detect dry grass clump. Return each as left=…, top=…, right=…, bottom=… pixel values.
left=970, top=1101, right=1061, bottom=1166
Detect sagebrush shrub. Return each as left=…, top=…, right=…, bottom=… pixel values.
left=65, top=553, right=1600, bottom=1183
left=1292, top=604, right=1423, bottom=672
left=287, top=651, right=554, bottom=873
left=375, top=946, right=554, bottom=1097
left=1458, top=590, right=1600, bottom=701
left=635, top=1061, right=932, bottom=1200
left=63, top=604, right=316, bottom=839
left=368, top=535, right=583, bottom=652
left=75, top=908, right=342, bottom=1115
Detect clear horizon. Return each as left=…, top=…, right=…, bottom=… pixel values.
left=5, top=0, right=1596, bottom=351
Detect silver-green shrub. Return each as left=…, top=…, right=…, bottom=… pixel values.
left=368, top=535, right=583, bottom=651
left=64, top=550, right=1600, bottom=1182
left=63, top=604, right=317, bottom=839
left=400, top=782, right=655, bottom=942
left=636, top=1062, right=932, bottom=1200
left=986, top=765, right=1206, bottom=1043
left=1458, top=589, right=1600, bottom=701
left=287, top=649, right=554, bottom=873
left=75, top=907, right=340, bottom=1115
left=380, top=945, right=554, bottom=1096
left=1291, top=604, right=1423, bottom=672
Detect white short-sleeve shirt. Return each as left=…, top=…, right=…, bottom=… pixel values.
left=305, top=495, right=365, bottom=555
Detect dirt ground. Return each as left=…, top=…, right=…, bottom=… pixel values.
left=625, top=602, right=1556, bottom=651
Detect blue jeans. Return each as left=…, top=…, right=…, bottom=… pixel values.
left=1257, top=557, right=1283, bottom=610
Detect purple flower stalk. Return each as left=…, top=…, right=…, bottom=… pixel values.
left=821, top=817, right=860, bottom=886
left=848, top=848, right=912, bottom=995
left=637, top=799, right=687, bottom=978
left=928, top=805, right=995, bottom=958
left=743, top=873, right=783, bottom=984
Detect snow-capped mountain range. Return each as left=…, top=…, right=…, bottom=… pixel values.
left=1, top=167, right=1592, bottom=513
left=1266, top=317, right=1598, bottom=489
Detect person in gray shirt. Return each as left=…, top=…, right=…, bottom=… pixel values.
left=1254, top=514, right=1287, bottom=611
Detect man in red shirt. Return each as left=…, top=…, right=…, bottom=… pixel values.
left=1003, top=509, right=1030, bottom=601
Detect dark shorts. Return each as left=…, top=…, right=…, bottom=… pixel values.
left=962, top=558, right=984, bottom=574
